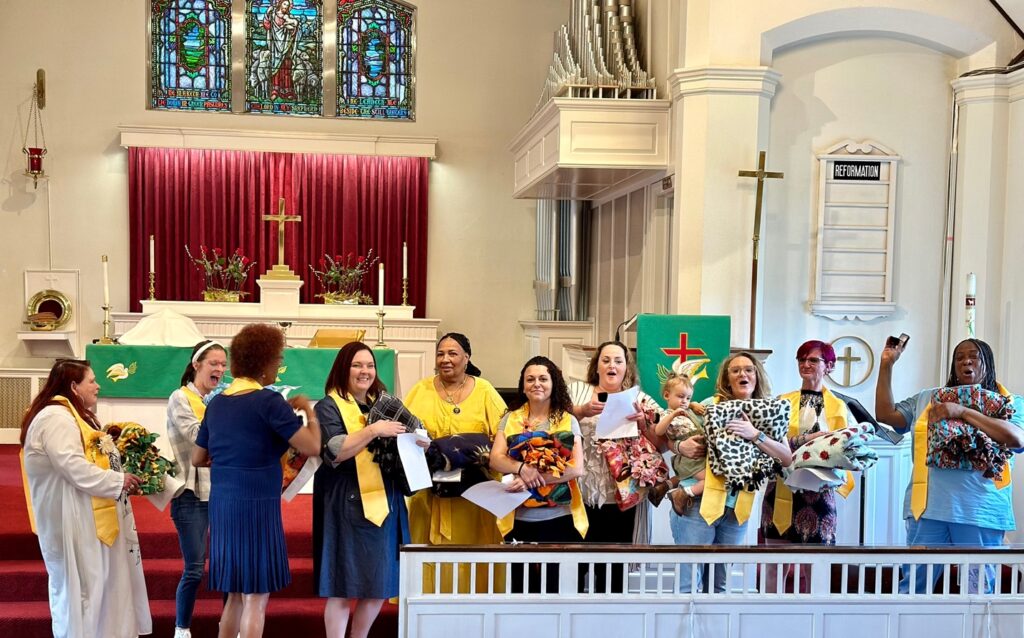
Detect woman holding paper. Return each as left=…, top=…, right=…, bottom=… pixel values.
left=671, top=352, right=792, bottom=593
left=192, top=324, right=321, bottom=638
left=166, top=339, right=227, bottom=638
left=568, top=341, right=658, bottom=591
left=21, top=359, right=151, bottom=638
left=405, top=332, right=507, bottom=593
left=313, top=342, right=407, bottom=638
left=876, top=337, right=1024, bottom=594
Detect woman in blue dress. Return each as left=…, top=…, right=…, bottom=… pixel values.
left=313, top=342, right=408, bottom=638
left=192, top=324, right=321, bottom=638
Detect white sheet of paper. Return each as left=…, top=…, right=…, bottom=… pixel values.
left=595, top=385, right=641, bottom=439
left=461, top=480, right=530, bottom=518
left=397, top=430, right=433, bottom=492
left=784, top=467, right=845, bottom=493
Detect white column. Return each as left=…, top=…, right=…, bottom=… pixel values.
left=949, top=74, right=1010, bottom=358
left=668, top=66, right=780, bottom=348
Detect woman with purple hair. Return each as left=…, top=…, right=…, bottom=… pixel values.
left=760, top=340, right=857, bottom=591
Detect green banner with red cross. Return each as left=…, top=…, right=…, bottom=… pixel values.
left=636, top=314, right=731, bottom=407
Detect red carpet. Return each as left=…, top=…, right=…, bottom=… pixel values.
left=0, top=445, right=397, bottom=637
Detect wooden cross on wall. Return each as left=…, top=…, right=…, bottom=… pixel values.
left=738, top=151, right=784, bottom=349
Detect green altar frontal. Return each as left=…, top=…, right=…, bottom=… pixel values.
left=85, top=344, right=396, bottom=399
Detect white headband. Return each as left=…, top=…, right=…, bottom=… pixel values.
left=192, top=341, right=224, bottom=364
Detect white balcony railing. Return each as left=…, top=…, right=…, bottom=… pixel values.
left=400, top=544, right=1024, bottom=638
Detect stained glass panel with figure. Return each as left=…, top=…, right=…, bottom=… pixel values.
left=337, top=0, right=415, bottom=120
left=150, top=0, right=232, bottom=111
left=246, top=0, right=324, bottom=115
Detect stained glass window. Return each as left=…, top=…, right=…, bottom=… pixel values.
left=338, top=0, right=415, bottom=120
left=246, top=0, right=324, bottom=115
left=151, top=0, right=232, bottom=112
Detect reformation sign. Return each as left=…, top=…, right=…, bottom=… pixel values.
left=833, top=160, right=881, bottom=180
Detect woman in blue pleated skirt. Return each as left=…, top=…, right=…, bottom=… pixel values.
left=193, top=324, right=321, bottom=638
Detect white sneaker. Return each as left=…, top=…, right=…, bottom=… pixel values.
left=173, top=628, right=191, bottom=638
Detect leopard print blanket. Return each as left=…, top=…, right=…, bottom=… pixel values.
left=704, top=398, right=790, bottom=492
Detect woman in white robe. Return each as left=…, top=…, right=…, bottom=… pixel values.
left=20, top=359, right=152, bottom=638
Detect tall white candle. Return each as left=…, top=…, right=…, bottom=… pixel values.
left=966, top=272, right=976, bottom=297
left=403, top=242, right=408, bottom=279
left=149, top=235, right=155, bottom=273
left=101, top=255, right=110, bottom=307
left=378, top=263, right=385, bottom=308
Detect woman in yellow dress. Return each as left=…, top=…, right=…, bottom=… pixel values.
left=404, top=332, right=507, bottom=593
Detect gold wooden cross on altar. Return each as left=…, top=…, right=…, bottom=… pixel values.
left=262, top=198, right=301, bottom=280
left=738, top=150, right=784, bottom=348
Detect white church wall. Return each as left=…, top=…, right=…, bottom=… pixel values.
left=0, top=0, right=567, bottom=387
left=677, top=1, right=1020, bottom=68
left=761, top=37, right=956, bottom=417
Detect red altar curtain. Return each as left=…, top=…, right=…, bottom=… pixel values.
left=128, top=147, right=428, bottom=316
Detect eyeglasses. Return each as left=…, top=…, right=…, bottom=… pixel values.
left=728, top=367, right=755, bottom=375
left=797, top=357, right=824, bottom=365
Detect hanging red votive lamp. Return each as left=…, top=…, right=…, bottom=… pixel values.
left=22, top=70, right=47, bottom=189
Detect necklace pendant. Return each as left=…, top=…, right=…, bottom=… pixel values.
left=453, top=406, right=461, bottom=414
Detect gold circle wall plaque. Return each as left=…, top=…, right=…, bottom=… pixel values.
left=26, top=289, right=72, bottom=330
left=825, top=335, right=874, bottom=388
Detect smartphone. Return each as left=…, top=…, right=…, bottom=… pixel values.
left=597, top=391, right=609, bottom=402
left=886, top=333, right=910, bottom=350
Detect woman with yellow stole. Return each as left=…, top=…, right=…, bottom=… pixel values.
left=760, top=340, right=856, bottom=592
left=876, top=337, right=1024, bottom=594
left=20, top=358, right=151, bottom=638
left=672, top=352, right=793, bottom=594
left=313, top=342, right=408, bottom=638
left=405, top=333, right=507, bottom=593
left=166, top=339, right=227, bottom=638
left=490, top=356, right=587, bottom=592
left=192, top=324, right=321, bottom=638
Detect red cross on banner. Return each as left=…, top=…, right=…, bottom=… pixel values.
left=661, top=332, right=706, bottom=363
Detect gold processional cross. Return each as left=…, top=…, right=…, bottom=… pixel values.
left=262, top=198, right=301, bottom=280
left=738, top=151, right=784, bottom=349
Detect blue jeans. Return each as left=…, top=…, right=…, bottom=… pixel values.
left=670, top=497, right=747, bottom=593
left=900, top=517, right=1005, bottom=594
left=170, top=489, right=209, bottom=628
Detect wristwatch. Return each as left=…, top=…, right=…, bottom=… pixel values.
left=755, top=432, right=767, bottom=444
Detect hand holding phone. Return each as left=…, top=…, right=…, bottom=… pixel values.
left=885, top=333, right=910, bottom=350
left=597, top=391, right=609, bottom=402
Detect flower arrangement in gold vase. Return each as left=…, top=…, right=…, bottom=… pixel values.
left=309, top=250, right=379, bottom=304
left=185, top=245, right=256, bottom=302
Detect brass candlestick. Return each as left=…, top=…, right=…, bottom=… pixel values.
left=98, top=305, right=116, bottom=345
left=374, top=309, right=387, bottom=348
left=401, top=277, right=409, bottom=306
left=148, top=271, right=156, bottom=300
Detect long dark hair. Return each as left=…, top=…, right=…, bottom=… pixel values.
left=324, top=342, right=388, bottom=399
left=506, top=356, right=574, bottom=423
left=437, top=332, right=482, bottom=377
left=180, top=340, right=227, bottom=387
left=584, top=340, right=639, bottom=389
left=20, top=359, right=101, bottom=445
left=946, top=338, right=998, bottom=392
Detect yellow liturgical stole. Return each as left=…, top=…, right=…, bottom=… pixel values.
left=699, top=396, right=757, bottom=525
left=329, top=391, right=390, bottom=526
left=495, top=407, right=589, bottom=539
left=910, top=383, right=1014, bottom=520
left=181, top=385, right=207, bottom=421
left=20, top=396, right=120, bottom=546
left=222, top=377, right=264, bottom=396
left=771, top=389, right=856, bottom=534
